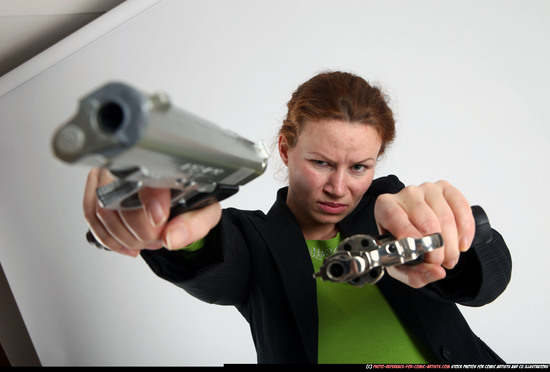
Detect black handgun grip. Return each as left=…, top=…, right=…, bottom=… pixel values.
left=168, top=184, right=239, bottom=218
left=87, top=183, right=239, bottom=251
left=471, top=205, right=492, bottom=245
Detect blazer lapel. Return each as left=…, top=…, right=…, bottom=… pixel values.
left=251, top=188, right=318, bottom=363
left=248, top=186, right=380, bottom=363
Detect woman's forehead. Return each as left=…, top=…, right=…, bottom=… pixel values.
left=296, top=119, right=382, bottom=158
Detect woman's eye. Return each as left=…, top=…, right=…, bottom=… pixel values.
left=350, top=164, right=368, bottom=174
left=312, top=160, right=329, bottom=168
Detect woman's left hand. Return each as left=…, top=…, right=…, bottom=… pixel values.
left=374, top=180, right=476, bottom=288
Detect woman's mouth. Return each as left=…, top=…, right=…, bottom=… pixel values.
left=318, top=201, right=347, bottom=214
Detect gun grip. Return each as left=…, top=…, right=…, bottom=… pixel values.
left=471, top=205, right=492, bottom=245
left=87, top=183, right=239, bottom=250
left=169, top=184, right=239, bottom=218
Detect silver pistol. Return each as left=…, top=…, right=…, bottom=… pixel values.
left=313, top=233, right=444, bottom=286
left=52, top=82, right=269, bottom=247
left=314, top=206, right=491, bottom=286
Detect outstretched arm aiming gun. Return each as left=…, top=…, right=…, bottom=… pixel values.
left=52, top=82, right=269, bottom=254
left=314, top=205, right=492, bottom=287
left=52, top=82, right=493, bottom=284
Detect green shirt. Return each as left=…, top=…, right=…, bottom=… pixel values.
left=307, top=233, right=435, bottom=364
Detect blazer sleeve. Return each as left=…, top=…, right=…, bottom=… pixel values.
left=140, top=209, right=252, bottom=306
left=424, top=228, right=512, bottom=306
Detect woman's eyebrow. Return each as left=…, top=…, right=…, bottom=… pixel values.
left=307, top=151, right=376, bottom=164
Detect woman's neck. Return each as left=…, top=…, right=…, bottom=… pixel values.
left=302, top=224, right=339, bottom=241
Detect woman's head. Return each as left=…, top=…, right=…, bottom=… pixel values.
left=279, top=71, right=395, bottom=156
left=277, top=71, right=396, bottom=239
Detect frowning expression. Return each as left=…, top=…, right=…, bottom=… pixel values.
left=279, top=119, right=382, bottom=240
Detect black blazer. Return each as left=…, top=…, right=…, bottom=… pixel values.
left=142, top=175, right=512, bottom=364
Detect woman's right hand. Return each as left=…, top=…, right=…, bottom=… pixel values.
left=83, top=168, right=222, bottom=257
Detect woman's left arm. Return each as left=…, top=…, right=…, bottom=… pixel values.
left=374, top=180, right=512, bottom=302
left=427, top=228, right=512, bottom=306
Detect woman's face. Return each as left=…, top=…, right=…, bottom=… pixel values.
left=279, top=119, right=382, bottom=240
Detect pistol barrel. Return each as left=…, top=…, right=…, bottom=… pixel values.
left=52, top=82, right=269, bottom=209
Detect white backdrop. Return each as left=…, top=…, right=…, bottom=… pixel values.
left=0, top=0, right=548, bottom=366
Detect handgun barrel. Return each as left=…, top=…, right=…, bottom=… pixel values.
left=52, top=82, right=269, bottom=188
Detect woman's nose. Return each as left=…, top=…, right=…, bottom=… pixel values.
left=324, top=170, right=347, bottom=197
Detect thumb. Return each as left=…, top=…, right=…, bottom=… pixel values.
left=162, top=202, right=222, bottom=250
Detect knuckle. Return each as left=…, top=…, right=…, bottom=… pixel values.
left=401, top=185, right=422, bottom=198
left=375, top=193, right=394, bottom=206
left=419, top=181, right=435, bottom=190
left=421, top=181, right=447, bottom=196
left=436, top=179, right=451, bottom=189
left=409, top=279, right=425, bottom=289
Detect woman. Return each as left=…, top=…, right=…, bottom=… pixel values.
left=83, top=71, right=511, bottom=363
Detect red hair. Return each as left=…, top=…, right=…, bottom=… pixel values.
left=279, top=71, right=395, bottom=156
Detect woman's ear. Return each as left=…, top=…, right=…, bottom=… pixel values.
left=278, top=135, right=289, bottom=166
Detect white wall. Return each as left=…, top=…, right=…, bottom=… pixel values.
left=0, top=0, right=548, bottom=366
